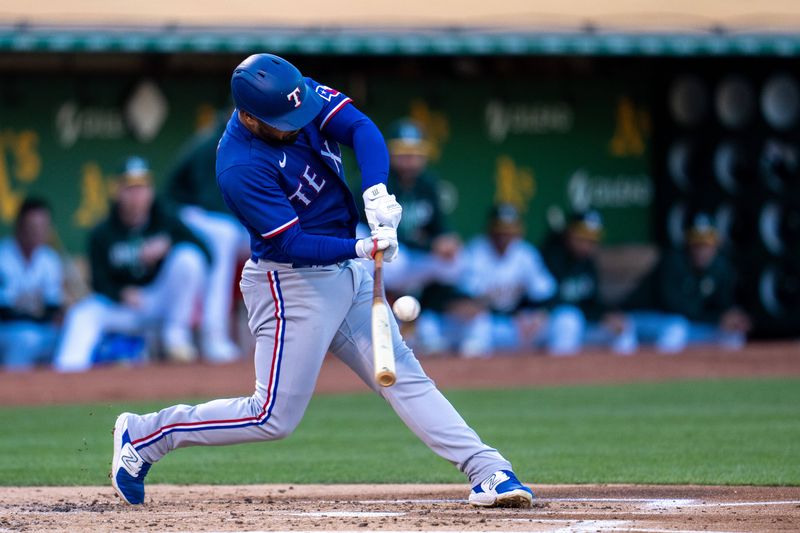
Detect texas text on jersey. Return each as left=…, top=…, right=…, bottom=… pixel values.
left=217, top=79, right=363, bottom=265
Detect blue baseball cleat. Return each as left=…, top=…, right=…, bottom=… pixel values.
left=111, top=412, right=151, bottom=505
left=468, top=470, right=534, bottom=508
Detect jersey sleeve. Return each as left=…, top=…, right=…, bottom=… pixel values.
left=306, top=78, right=353, bottom=130
left=307, top=77, right=390, bottom=190
left=217, top=164, right=299, bottom=240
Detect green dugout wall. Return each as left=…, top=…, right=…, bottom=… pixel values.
left=0, top=54, right=652, bottom=253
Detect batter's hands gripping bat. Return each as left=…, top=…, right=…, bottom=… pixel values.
left=372, top=249, right=397, bottom=387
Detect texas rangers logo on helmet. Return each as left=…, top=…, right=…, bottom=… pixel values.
left=287, top=87, right=302, bottom=108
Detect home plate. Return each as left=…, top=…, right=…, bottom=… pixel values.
left=290, top=511, right=406, bottom=518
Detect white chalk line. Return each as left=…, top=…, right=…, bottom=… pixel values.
left=289, top=511, right=405, bottom=517
left=678, top=499, right=800, bottom=507
left=355, top=498, right=462, bottom=504
left=352, top=496, right=800, bottom=509
left=502, top=519, right=745, bottom=533
left=545, top=497, right=691, bottom=502
left=621, top=530, right=742, bottom=533
left=544, top=497, right=698, bottom=508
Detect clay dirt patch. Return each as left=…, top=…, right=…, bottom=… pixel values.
left=1, top=342, right=799, bottom=406
left=2, top=484, right=799, bottom=532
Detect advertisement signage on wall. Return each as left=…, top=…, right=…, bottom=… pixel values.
left=0, top=71, right=651, bottom=252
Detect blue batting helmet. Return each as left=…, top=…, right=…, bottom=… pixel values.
left=231, top=54, right=323, bottom=131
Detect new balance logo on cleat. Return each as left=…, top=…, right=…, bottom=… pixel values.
left=120, top=444, right=144, bottom=476
left=111, top=412, right=152, bottom=505
left=482, top=471, right=510, bottom=492
left=468, top=469, right=534, bottom=508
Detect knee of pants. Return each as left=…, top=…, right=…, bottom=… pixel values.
left=252, top=395, right=306, bottom=441
left=548, top=306, right=586, bottom=354
left=550, top=306, right=585, bottom=333
left=168, top=244, right=208, bottom=281
left=381, top=349, right=436, bottom=398
left=66, top=296, right=109, bottom=325
left=459, top=313, right=494, bottom=356
left=657, top=316, right=690, bottom=353
left=413, top=312, right=449, bottom=353
left=256, top=420, right=296, bottom=441
left=394, top=343, right=430, bottom=379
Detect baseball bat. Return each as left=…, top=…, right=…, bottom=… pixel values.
left=371, top=249, right=396, bottom=387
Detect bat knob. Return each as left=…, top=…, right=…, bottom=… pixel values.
left=376, top=370, right=396, bottom=387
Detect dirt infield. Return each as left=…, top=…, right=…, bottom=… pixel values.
left=1, top=342, right=799, bottom=406
left=2, top=484, right=799, bottom=532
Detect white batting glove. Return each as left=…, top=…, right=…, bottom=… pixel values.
left=355, top=226, right=399, bottom=262
left=363, top=183, right=403, bottom=231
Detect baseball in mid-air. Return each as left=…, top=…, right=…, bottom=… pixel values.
left=392, top=295, right=421, bottom=322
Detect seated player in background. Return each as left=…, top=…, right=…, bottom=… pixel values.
left=416, top=204, right=559, bottom=356
left=623, top=213, right=751, bottom=353
left=540, top=210, right=635, bottom=355
left=165, top=113, right=248, bottom=363
left=53, top=157, right=211, bottom=372
left=0, top=198, right=63, bottom=371
left=380, top=119, right=462, bottom=296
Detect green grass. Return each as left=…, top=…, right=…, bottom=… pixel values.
left=1, top=378, right=798, bottom=486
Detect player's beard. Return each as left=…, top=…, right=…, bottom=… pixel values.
left=256, top=123, right=300, bottom=145
left=276, top=130, right=300, bottom=144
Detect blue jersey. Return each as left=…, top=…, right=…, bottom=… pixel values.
left=217, top=79, right=388, bottom=266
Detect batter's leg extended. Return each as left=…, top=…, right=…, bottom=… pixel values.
left=124, top=260, right=356, bottom=464
left=329, top=261, right=513, bottom=486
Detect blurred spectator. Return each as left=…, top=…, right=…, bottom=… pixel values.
left=0, top=198, right=63, bottom=371
left=381, top=119, right=462, bottom=295
left=53, top=157, right=210, bottom=372
left=540, top=210, right=636, bottom=355
left=415, top=204, right=559, bottom=356
left=166, top=114, right=245, bottom=362
left=624, top=213, right=751, bottom=353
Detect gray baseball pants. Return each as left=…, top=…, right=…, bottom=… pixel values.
left=126, top=258, right=512, bottom=485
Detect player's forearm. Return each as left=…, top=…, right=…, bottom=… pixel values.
left=274, top=226, right=357, bottom=265
left=351, top=121, right=389, bottom=189
left=324, top=104, right=389, bottom=190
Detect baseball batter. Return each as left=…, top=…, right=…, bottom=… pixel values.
left=111, top=53, right=533, bottom=508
